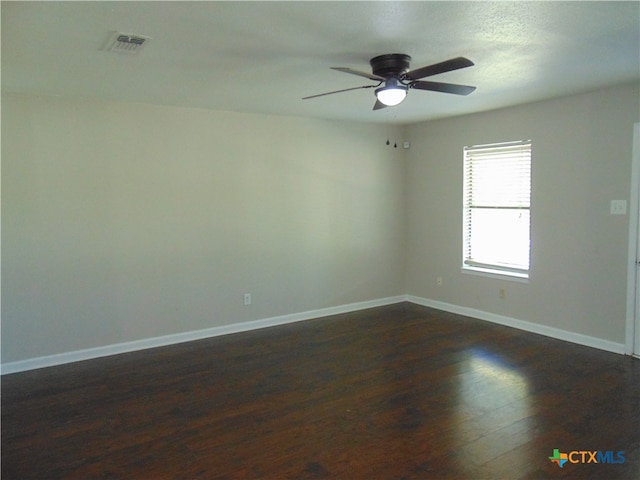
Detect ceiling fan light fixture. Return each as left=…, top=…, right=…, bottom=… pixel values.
left=375, top=79, right=407, bottom=106
left=303, top=54, right=475, bottom=109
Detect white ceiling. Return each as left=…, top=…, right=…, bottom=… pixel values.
left=2, top=1, right=639, bottom=124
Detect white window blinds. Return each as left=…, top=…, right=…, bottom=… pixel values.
left=463, top=140, right=532, bottom=277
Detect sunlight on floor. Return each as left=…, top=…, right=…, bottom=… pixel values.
left=455, top=348, right=535, bottom=475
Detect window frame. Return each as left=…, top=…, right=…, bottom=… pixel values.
left=462, top=140, right=532, bottom=281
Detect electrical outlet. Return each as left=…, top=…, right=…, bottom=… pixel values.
left=437, top=276, right=443, bottom=287
left=243, top=293, right=251, bottom=305
left=610, top=200, right=627, bottom=215
left=499, top=288, right=506, bottom=299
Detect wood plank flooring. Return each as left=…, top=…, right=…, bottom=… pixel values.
left=2, top=303, right=639, bottom=479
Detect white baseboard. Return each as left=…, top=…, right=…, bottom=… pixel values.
left=407, top=295, right=627, bottom=355
left=0, top=295, right=407, bottom=375
left=3, top=294, right=629, bottom=374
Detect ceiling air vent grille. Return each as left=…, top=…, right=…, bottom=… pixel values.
left=105, top=32, right=151, bottom=54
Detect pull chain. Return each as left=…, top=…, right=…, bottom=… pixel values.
left=386, top=109, right=391, bottom=146
left=385, top=109, right=398, bottom=148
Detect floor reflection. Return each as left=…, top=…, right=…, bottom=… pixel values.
left=465, top=348, right=529, bottom=404
left=454, top=348, right=535, bottom=477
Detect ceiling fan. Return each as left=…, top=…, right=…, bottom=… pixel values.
left=303, top=53, right=476, bottom=110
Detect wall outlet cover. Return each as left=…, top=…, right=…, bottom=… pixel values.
left=610, top=200, right=627, bottom=215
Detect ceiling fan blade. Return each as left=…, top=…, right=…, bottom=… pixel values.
left=302, top=85, right=375, bottom=100
left=411, top=80, right=476, bottom=96
left=373, top=99, right=387, bottom=110
left=404, top=57, right=474, bottom=81
left=331, top=67, right=386, bottom=82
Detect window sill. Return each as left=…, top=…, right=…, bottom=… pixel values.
left=461, top=266, right=529, bottom=283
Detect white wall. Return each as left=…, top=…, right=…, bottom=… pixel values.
left=405, top=83, right=640, bottom=344
left=1, top=94, right=406, bottom=363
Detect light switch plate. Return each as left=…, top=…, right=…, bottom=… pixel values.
left=610, top=200, right=627, bottom=215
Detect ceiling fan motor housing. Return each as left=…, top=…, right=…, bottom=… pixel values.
left=370, top=54, right=412, bottom=78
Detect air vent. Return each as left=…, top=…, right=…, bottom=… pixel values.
left=104, top=31, right=151, bottom=54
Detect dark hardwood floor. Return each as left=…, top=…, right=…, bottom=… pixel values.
left=2, top=303, right=639, bottom=479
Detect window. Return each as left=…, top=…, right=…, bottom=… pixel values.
left=463, top=140, right=532, bottom=279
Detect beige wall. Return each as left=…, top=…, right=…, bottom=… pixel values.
left=3, top=83, right=639, bottom=365
left=2, top=94, right=406, bottom=363
left=405, top=82, right=640, bottom=343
